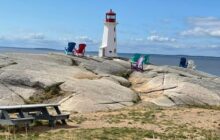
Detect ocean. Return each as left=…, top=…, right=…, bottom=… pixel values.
left=0, top=47, right=220, bottom=76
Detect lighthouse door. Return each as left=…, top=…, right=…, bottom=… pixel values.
left=102, top=48, right=105, bottom=57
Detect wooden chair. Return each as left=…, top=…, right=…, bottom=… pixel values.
left=74, top=43, right=86, bottom=56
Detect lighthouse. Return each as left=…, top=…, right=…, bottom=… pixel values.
left=99, top=9, right=118, bottom=57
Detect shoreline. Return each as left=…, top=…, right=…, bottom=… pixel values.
left=1, top=50, right=220, bottom=76
left=1, top=46, right=220, bottom=58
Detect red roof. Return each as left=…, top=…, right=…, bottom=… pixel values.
left=106, top=9, right=116, bottom=15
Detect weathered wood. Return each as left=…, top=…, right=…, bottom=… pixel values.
left=0, top=104, right=68, bottom=127
left=50, top=114, right=69, bottom=120
left=1, top=110, right=10, bottom=120
left=54, top=106, right=68, bottom=124
left=11, top=117, right=34, bottom=125
left=0, top=119, right=13, bottom=125
left=0, top=104, right=59, bottom=110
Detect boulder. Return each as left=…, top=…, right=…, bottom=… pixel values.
left=59, top=78, right=138, bottom=113
left=130, top=65, right=220, bottom=107
left=0, top=53, right=138, bottom=112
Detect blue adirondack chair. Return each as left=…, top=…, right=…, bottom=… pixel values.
left=179, top=57, right=188, bottom=68
left=65, top=42, right=76, bottom=55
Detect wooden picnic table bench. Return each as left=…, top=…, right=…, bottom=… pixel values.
left=0, top=104, right=70, bottom=127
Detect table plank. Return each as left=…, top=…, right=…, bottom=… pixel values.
left=0, top=104, right=59, bottom=110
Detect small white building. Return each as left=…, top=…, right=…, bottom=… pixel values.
left=99, top=9, right=118, bottom=57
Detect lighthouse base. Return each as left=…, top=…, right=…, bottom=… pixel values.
left=99, top=47, right=117, bottom=58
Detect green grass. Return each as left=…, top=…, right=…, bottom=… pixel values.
left=27, top=82, right=64, bottom=104
left=186, top=105, right=220, bottom=110
left=103, top=107, right=162, bottom=124
left=71, top=115, right=88, bottom=124
left=0, top=127, right=185, bottom=140
left=0, top=127, right=219, bottom=140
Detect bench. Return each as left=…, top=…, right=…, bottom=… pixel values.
left=0, top=117, right=34, bottom=126
left=50, top=114, right=70, bottom=126
left=11, top=117, right=34, bottom=126
left=50, top=114, right=70, bottom=120
left=0, top=104, right=69, bottom=127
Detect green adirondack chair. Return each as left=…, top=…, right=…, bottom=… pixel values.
left=130, top=54, right=141, bottom=70
left=130, top=54, right=141, bottom=64
left=143, top=55, right=150, bottom=64
left=130, top=54, right=150, bottom=71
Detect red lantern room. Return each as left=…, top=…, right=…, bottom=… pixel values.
left=106, top=9, right=116, bottom=23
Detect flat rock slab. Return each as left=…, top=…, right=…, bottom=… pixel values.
left=129, top=65, right=220, bottom=107
left=59, top=79, right=138, bottom=113
left=0, top=53, right=138, bottom=112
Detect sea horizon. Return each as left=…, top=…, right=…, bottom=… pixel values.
left=1, top=46, right=220, bottom=58
left=1, top=46, right=220, bottom=76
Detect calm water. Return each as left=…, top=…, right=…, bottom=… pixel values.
left=0, top=47, right=220, bottom=76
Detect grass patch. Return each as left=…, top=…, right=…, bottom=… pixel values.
left=105, top=113, right=127, bottom=124
left=0, top=127, right=178, bottom=140
left=71, top=115, right=87, bottom=124
left=186, top=105, right=220, bottom=110
left=27, top=82, right=64, bottom=104
left=1, top=127, right=219, bottom=140
left=128, top=109, right=156, bottom=124
left=103, top=106, right=162, bottom=124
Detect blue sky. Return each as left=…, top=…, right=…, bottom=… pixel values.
left=0, top=0, right=220, bottom=56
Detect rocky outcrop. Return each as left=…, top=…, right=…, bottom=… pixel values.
left=129, top=65, right=220, bottom=107
left=59, top=78, right=137, bottom=112
left=0, top=53, right=219, bottom=113
left=0, top=53, right=138, bottom=113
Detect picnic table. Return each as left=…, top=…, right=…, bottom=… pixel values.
left=0, top=104, right=70, bottom=127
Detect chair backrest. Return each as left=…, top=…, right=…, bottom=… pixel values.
left=130, top=54, right=141, bottom=63
left=77, top=44, right=86, bottom=53
left=67, top=42, right=76, bottom=52
left=137, top=56, right=144, bottom=68
left=187, top=60, right=196, bottom=70
left=143, top=55, right=150, bottom=64
left=179, top=57, right=187, bottom=68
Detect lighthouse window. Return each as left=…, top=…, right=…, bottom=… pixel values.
left=114, top=37, right=116, bottom=42
left=109, top=51, right=112, bottom=53
left=114, top=48, right=116, bottom=53
left=107, top=15, right=116, bottom=19
left=114, top=27, right=116, bottom=32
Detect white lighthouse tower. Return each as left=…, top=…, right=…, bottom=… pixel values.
left=99, top=9, right=118, bottom=57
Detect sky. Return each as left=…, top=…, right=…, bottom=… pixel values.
left=0, top=0, right=220, bottom=57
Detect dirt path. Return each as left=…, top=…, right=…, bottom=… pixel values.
left=68, top=105, right=220, bottom=131
left=1, top=104, right=219, bottom=139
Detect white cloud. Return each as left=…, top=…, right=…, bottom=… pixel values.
left=181, top=27, right=220, bottom=37
left=0, top=32, right=65, bottom=49
left=134, top=38, right=144, bottom=42
left=0, top=33, right=100, bottom=50
left=23, top=33, right=45, bottom=40
left=171, top=43, right=220, bottom=49
left=0, top=33, right=45, bottom=41
left=75, top=36, right=99, bottom=45
left=59, top=35, right=99, bottom=45
left=181, top=17, right=220, bottom=37
left=146, top=35, right=176, bottom=42
left=181, top=27, right=205, bottom=36
left=188, top=17, right=220, bottom=27
left=75, top=36, right=93, bottom=43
